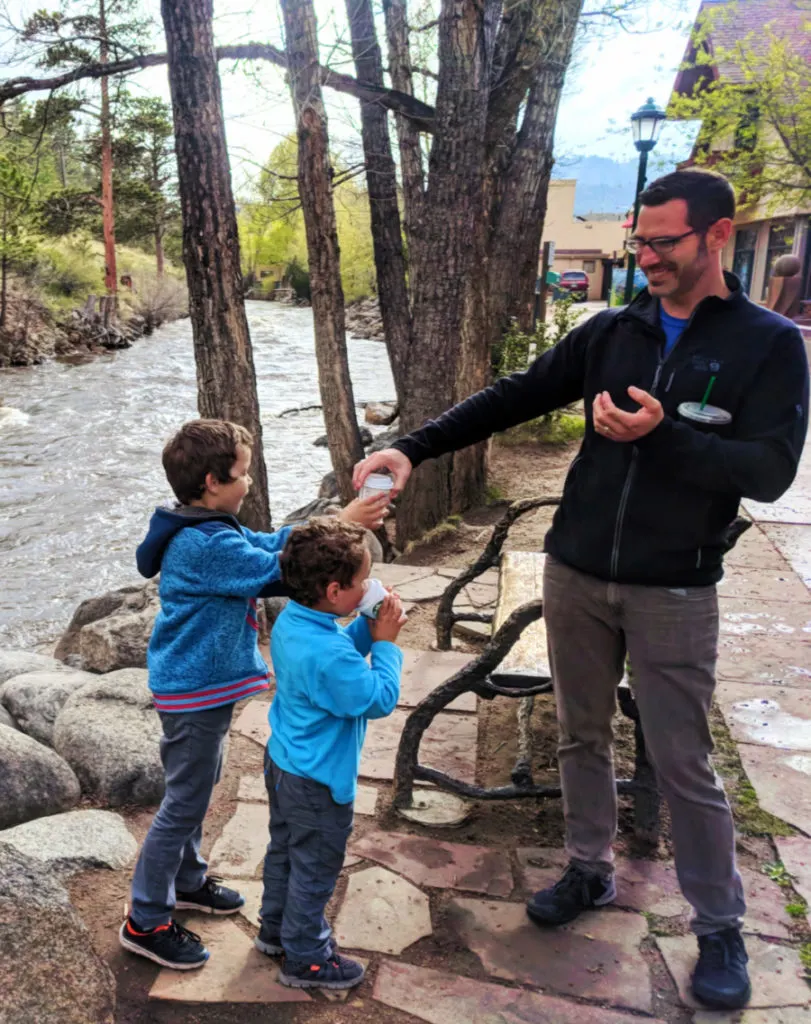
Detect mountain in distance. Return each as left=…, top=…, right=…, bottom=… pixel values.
left=552, top=154, right=678, bottom=216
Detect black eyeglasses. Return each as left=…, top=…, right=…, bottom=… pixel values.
left=625, top=230, right=698, bottom=256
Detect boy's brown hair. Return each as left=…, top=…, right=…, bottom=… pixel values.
left=163, top=419, right=253, bottom=504
left=281, top=518, right=367, bottom=607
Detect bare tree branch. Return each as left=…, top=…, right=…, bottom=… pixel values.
left=0, top=40, right=437, bottom=131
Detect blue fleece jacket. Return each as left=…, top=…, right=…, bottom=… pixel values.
left=136, top=506, right=292, bottom=712
left=269, top=601, right=402, bottom=805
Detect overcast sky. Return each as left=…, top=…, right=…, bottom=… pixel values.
left=3, top=0, right=702, bottom=192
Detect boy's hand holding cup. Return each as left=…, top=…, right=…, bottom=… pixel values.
left=339, top=491, right=390, bottom=530
left=361, top=580, right=406, bottom=644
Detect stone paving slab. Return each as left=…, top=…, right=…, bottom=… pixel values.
left=718, top=563, right=811, bottom=604
left=743, top=456, right=811, bottom=525
left=150, top=917, right=310, bottom=1004
left=361, top=708, right=478, bottom=783
left=719, top=603, right=811, bottom=640
left=399, top=648, right=476, bottom=712
left=373, top=960, right=661, bottom=1024
left=374, top=564, right=437, bottom=588
left=453, top=618, right=491, bottom=640
left=334, top=865, right=432, bottom=954
left=758, top=524, right=811, bottom=593
left=694, top=1010, right=811, bottom=1024
left=350, top=830, right=513, bottom=896
left=232, top=701, right=271, bottom=748
left=516, top=848, right=793, bottom=938
left=446, top=897, right=652, bottom=1013
left=736, top=742, right=811, bottom=834
left=657, top=933, right=810, bottom=1009
left=725, top=526, right=788, bottom=569
left=396, top=574, right=454, bottom=603
left=208, top=802, right=269, bottom=879
left=775, top=836, right=811, bottom=906
left=237, top=775, right=268, bottom=802
left=462, top=581, right=498, bottom=608
left=721, top=685, right=811, bottom=751
left=716, top=636, right=811, bottom=689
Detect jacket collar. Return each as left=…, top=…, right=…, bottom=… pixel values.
left=285, top=600, right=342, bottom=627
left=621, top=270, right=747, bottom=330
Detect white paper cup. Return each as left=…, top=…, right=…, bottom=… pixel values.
left=359, top=473, right=394, bottom=501
left=357, top=577, right=388, bottom=618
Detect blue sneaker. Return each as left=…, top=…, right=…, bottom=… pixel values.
left=254, top=922, right=284, bottom=956
left=692, top=928, right=751, bottom=1009
left=175, top=876, right=245, bottom=916
left=279, top=953, right=365, bottom=990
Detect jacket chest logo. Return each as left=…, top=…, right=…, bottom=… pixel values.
left=691, top=355, right=722, bottom=373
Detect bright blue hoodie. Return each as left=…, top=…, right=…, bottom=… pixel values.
left=269, top=600, right=402, bottom=805
left=136, top=506, right=292, bottom=713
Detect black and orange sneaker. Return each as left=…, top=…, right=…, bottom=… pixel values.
left=279, top=953, right=365, bottom=990
left=175, top=876, right=245, bottom=916
left=118, top=917, right=209, bottom=970
left=254, top=922, right=284, bottom=957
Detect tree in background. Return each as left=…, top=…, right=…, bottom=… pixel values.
left=670, top=7, right=811, bottom=208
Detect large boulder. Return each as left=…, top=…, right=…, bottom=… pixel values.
left=55, top=580, right=159, bottom=672
left=0, top=809, right=137, bottom=878
left=1, top=669, right=96, bottom=746
left=0, top=650, right=69, bottom=686
left=0, top=845, right=116, bottom=1024
left=313, top=425, right=373, bottom=448
left=0, top=728, right=80, bottom=829
left=0, top=706, right=17, bottom=730
left=53, top=668, right=164, bottom=806
left=364, top=401, right=398, bottom=425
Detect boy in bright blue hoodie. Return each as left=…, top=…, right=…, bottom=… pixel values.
left=255, top=518, right=404, bottom=991
left=119, top=419, right=388, bottom=972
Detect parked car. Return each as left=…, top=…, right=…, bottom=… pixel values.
left=557, top=269, right=589, bottom=301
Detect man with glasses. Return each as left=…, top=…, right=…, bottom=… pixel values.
left=355, top=168, right=809, bottom=1010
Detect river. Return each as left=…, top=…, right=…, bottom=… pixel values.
left=0, top=301, right=395, bottom=650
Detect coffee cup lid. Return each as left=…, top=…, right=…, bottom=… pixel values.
left=678, top=402, right=732, bottom=426
left=365, top=473, right=394, bottom=490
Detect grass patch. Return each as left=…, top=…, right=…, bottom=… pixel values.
left=710, top=705, right=795, bottom=837
left=763, top=861, right=795, bottom=887
left=642, top=911, right=686, bottom=938
left=499, top=412, right=586, bottom=447
left=403, top=514, right=462, bottom=554
left=485, top=483, right=505, bottom=504
left=786, top=901, right=809, bottom=919
left=800, top=943, right=811, bottom=975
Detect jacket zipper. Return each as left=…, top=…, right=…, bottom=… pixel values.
left=609, top=361, right=663, bottom=579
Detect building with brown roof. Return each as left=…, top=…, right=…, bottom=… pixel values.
left=670, top=0, right=811, bottom=316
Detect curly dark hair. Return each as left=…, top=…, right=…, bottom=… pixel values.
left=280, top=518, right=367, bottom=607
left=162, top=419, right=253, bottom=504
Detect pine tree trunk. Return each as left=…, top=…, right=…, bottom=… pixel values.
left=345, top=0, right=411, bottom=406
left=155, top=226, right=165, bottom=277
left=99, top=0, right=117, bottom=299
left=160, top=0, right=271, bottom=530
left=281, top=0, right=363, bottom=503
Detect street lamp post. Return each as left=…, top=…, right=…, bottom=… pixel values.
left=623, top=98, right=667, bottom=305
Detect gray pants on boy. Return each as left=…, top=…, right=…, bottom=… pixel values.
left=260, top=751, right=354, bottom=964
left=130, top=703, right=233, bottom=929
left=543, top=556, right=745, bottom=935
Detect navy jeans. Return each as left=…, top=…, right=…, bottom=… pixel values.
left=260, top=751, right=354, bottom=964
left=130, top=703, right=233, bottom=929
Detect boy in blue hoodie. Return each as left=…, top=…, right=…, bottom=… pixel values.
left=119, top=419, right=388, bottom=971
left=255, top=518, right=404, bottom=991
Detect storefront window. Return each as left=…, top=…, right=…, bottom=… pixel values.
left=732, top=227, right=758, bottom=294
left=761, top=220, right=795, bottom=300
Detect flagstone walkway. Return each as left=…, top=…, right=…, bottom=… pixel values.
left=145, top=451, right=811, bottom=1023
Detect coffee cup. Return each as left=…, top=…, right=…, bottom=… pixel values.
left=359, top=473, right=394, bottom=502
left=357, top=577, right=388, bottom=618
left=677, top=402, right=732, bottom=431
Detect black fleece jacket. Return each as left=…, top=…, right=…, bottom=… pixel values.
left=392, top=274, right=809, bottom=586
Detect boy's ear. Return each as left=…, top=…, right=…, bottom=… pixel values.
left=324, top=580, right=342, bottom=604
left=204, top=471, right=219, bottom=494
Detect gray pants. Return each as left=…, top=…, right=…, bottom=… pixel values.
left=544, top=556, right=745, bottom=935
left=130, top=703, right=233, bottom=929
left=260, top=752, right=353, bottom=964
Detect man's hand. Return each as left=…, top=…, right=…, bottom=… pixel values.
left=352, top=448, right=412, bottom=497
left=339, top=494, right=390, bottom=530
left=369, top=592, right=407, bottom=644
left=592, top=386, right=664, bottom=442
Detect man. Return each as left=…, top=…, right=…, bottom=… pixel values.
left=354, top=169, right=809, bottom=1011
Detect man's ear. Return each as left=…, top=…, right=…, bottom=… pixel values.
left=708, top=217, right=733, bottom=253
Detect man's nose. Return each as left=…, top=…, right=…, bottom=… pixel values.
left=636, top=244, right=659, bottom=268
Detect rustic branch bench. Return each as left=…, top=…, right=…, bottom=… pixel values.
left=393, top=497, right=662, bottom=842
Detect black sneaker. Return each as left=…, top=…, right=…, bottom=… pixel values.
left=692, top=928, right=751, bottom=1009
left=175, top=876, right=245, bottom=916
left=279, top=953, right=365, bottom=990
left=526, top=862, right=617, bottom=926
left=118, top=917, right=209, bottom=970
left=254, top=922, right=284, bottom=957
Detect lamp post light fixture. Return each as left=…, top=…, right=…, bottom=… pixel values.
left=623, top=97, right=667, bottom=305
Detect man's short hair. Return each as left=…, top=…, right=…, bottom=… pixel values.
left=280, top=518, right=367, bottom=607
left=639, top=169, right=735, bottom=233
left=162, top=419, right=253, bottom=505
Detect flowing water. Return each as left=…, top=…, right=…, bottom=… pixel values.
left=0, top=301, right=395, bottom=649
